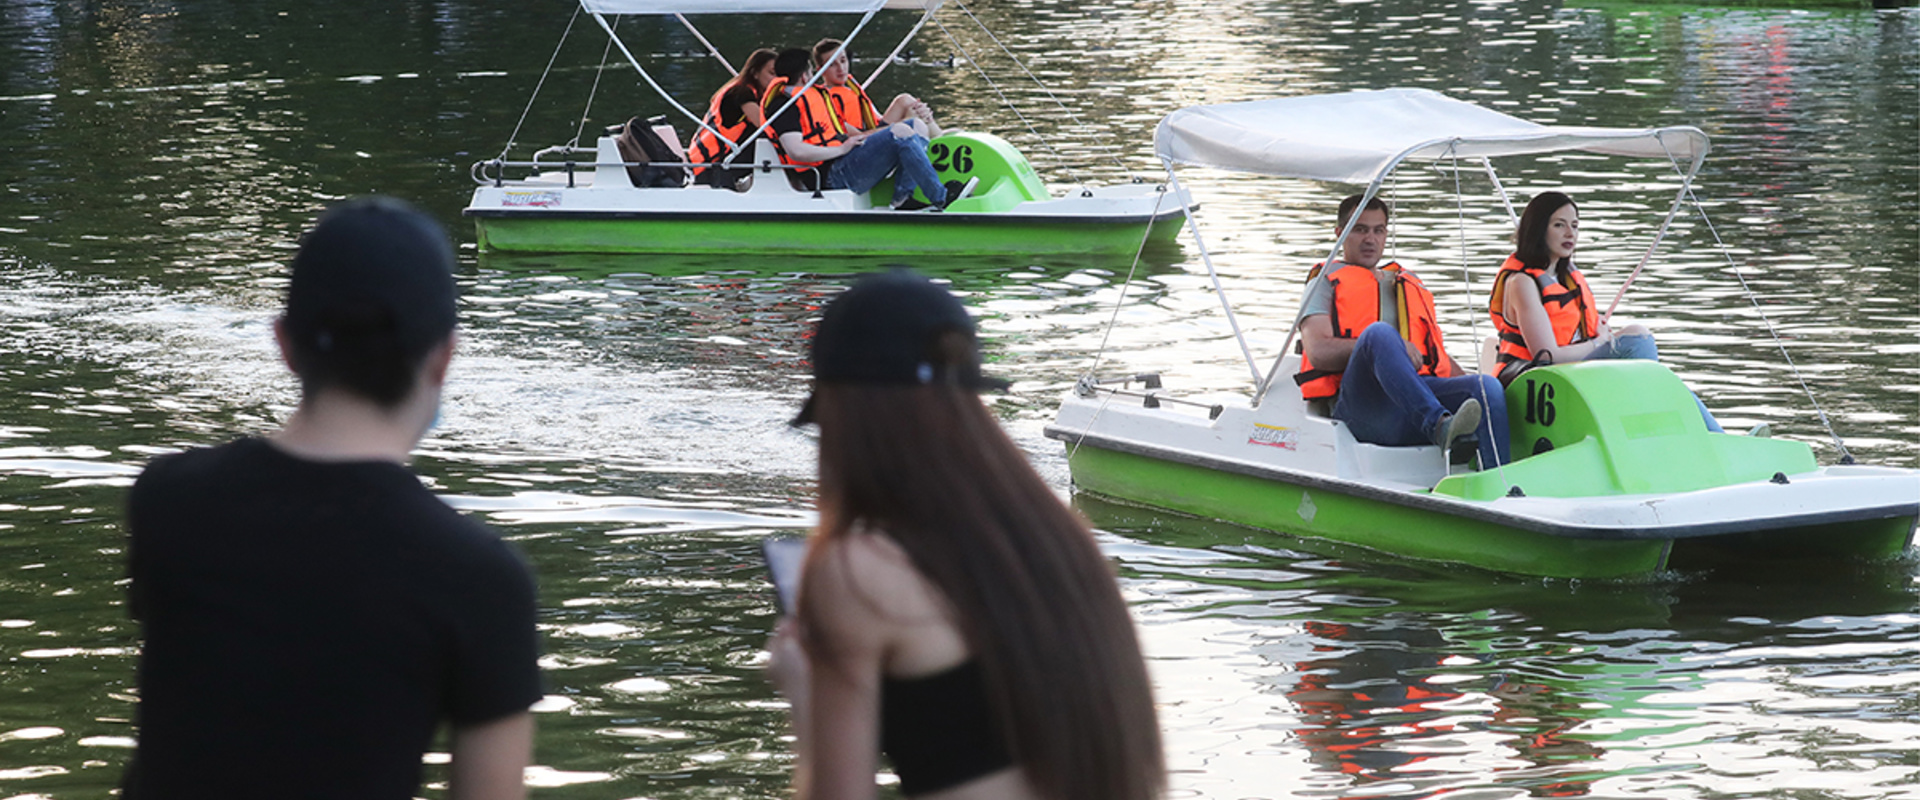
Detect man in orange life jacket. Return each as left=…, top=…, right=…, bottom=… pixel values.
left=811, top=39, right=940, bottom=139
left=1295, top=195, right=1510, bottom=467
left=765, top=48, right=969, bottom=211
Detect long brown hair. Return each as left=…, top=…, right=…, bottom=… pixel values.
left=802, top=334, right=1165, bottom=800
left=710, top=47, right=778, bottom=107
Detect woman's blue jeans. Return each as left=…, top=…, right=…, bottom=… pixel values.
left=826, top=128, right=944, bottom=206
left=1332, top=323, right=1512, bottom=467
left=1583, top=333, right=1724, bottom=433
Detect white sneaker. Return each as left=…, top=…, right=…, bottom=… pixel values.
left=936, top=177, right=980, bottom=211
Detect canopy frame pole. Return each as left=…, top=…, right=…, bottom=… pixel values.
left=675, top=13, right=735, bottom=73
left=1482, top=157, right=1519, bottom=226
left=719, top=10, right=882, bottom=167
left=588, top=11, right=731, bottom=152
left=1602, top=130, right=1706, bottom=324
left=862, top=1, right=943, bottom=89
left=1163, top=159, right=1262, bottom=388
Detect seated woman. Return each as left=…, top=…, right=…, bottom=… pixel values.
left=768, top=269, right=1165, bottom=800
left=1490, top=191, right=1723, bottom=431
left=688, top=48, right=777, bottom=188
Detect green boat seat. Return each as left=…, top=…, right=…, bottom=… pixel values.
left=869, top=131, right=1049, bottom=213
left=1432, top=360, right=1816, bottom=500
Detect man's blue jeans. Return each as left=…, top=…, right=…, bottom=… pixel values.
left=1332, top=323, right=1511, bottom=468
left=1583, top=333, right=1724, bottom=433
left=826, top=127, right=944, bottom=206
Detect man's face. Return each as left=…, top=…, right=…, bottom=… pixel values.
left=1340, top=208, right=1389, bottom=268
left=821, top=53, right=851, bottom=86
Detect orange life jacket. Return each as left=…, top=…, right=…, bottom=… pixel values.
left=688, top=83, right=754, bottom=176
left=760, top=79, right=847, bottom=170
left=1487, top=255, right=1599, bottom=374
left=1293, top=262, right=1453, bottom=400
left=822, top=82, right=879, bottom=132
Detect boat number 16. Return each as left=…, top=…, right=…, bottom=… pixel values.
left=929, top=143, right=974, bottom=175
left=1523, top=378, right=1557, bottom=426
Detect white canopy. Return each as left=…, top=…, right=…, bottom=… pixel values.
left=1156, top=88, right=1710, bottom=184
left=580, top=0, right=937, bottom=13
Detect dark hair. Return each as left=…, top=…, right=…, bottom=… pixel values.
left=1336, top=193, right=1389, bottom=231
left=802, top=333, right=1165, bottom=800
left=811, top=38, right=847, bottom=68
left=282, top=197, right=456, bottom=408
left=1515, top=191, right=1577, bottom=270
left=773, top=47, right=813, bottom=84
left=287, top=304, right=438, bottom=407
left=735, top=47, right=778, bottom=93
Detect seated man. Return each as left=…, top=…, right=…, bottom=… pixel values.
left=811, top=38, right=941, bottom=139
left=1294, top=194, right=1511, bottom=468
left=765, top=48, right=970, bottom=211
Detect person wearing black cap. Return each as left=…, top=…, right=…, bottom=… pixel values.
left=768, top=269, right=1165, bottom=800
left=121, top=198, right=540, bottom=800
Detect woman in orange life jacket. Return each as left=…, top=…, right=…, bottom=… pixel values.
left=1296, top=194, right=1511, bottom=467
left=763, top=48, right=969, bottom=211
left=766, top=268, right=1165, bottom=800
left=1490, top=191, right=1723, bottom=432
left=688, top=48, right=777, bottom=188
left=811, top=38, right=940, bottom=139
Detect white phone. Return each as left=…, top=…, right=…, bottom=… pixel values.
left=761, top=538, right=807, bottom=615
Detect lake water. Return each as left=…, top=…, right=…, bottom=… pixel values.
left=0, top=1, right=1915, bottom=798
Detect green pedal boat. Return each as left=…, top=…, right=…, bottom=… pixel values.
left=464, top=0, right=1190, bottom=256
left=1045, top=90, right=1919, bottom=580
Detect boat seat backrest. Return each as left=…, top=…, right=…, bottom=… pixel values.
left=595, top=136, right=629, bottom=188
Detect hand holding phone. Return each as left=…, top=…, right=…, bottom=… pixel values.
left=761, top=538, right=806, bottom=615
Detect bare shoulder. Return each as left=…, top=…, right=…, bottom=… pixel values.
left=804, top=527, right=946, bottom=626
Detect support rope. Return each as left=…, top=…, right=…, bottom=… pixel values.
left=1449, top=146, right=1511, bottom=484
left=933, top=16, right=1080, bottom=183
left=572, top=15, right=620, bottom=149
left=952, top=0, right=1135, bottom=180
left=1660, top=152, right=1854, bottom=462
left=1064, top=181, right=1175, bottom=463
left=498, top=6, right=581, bottom=161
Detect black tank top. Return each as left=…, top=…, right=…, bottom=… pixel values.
left=880, top=660, right=1014, bottom=794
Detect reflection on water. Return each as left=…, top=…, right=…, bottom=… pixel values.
left=0, top=1, right=1915, bottom=798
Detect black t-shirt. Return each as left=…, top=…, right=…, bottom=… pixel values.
left=122, top=437, right=542, bottom=799
left=769, top=88, right=834, bottom=183
left=717, top=82, right=760, bottom=129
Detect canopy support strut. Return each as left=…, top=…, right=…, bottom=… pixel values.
left=1164, top=160, right=1262, bottom=389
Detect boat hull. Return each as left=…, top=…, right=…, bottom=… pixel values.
left=469, top=207, right=1187, bottom=256
left=1047, top=359, right=1919, bottom=580
left=1065, top=443, right=1676, bottom=579
left=465, top=130, right=1191, bottom=256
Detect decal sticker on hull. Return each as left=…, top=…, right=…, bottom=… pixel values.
left=503, top=191, right=562, bottom=208
left=1248, top=423, right=1298, bottom=450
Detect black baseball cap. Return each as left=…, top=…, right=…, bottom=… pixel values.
left=792, top=268, right=1009, bottom=426
left=283, top=196, right=458, bottom=353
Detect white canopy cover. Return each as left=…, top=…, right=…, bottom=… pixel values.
left=579, top=0, right=938, bottom=13
left=1156, top=88, right=1710, bottom=184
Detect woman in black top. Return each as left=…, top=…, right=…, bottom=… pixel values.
left=769, top=270, right=1165, bottom=800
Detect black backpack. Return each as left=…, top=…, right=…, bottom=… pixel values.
left=614, top=116, right=687, bottom=188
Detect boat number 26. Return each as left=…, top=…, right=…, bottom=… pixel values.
left=1522, top=378, right=1557, bottom=426
left=929, top=143, right=975, bottom=175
